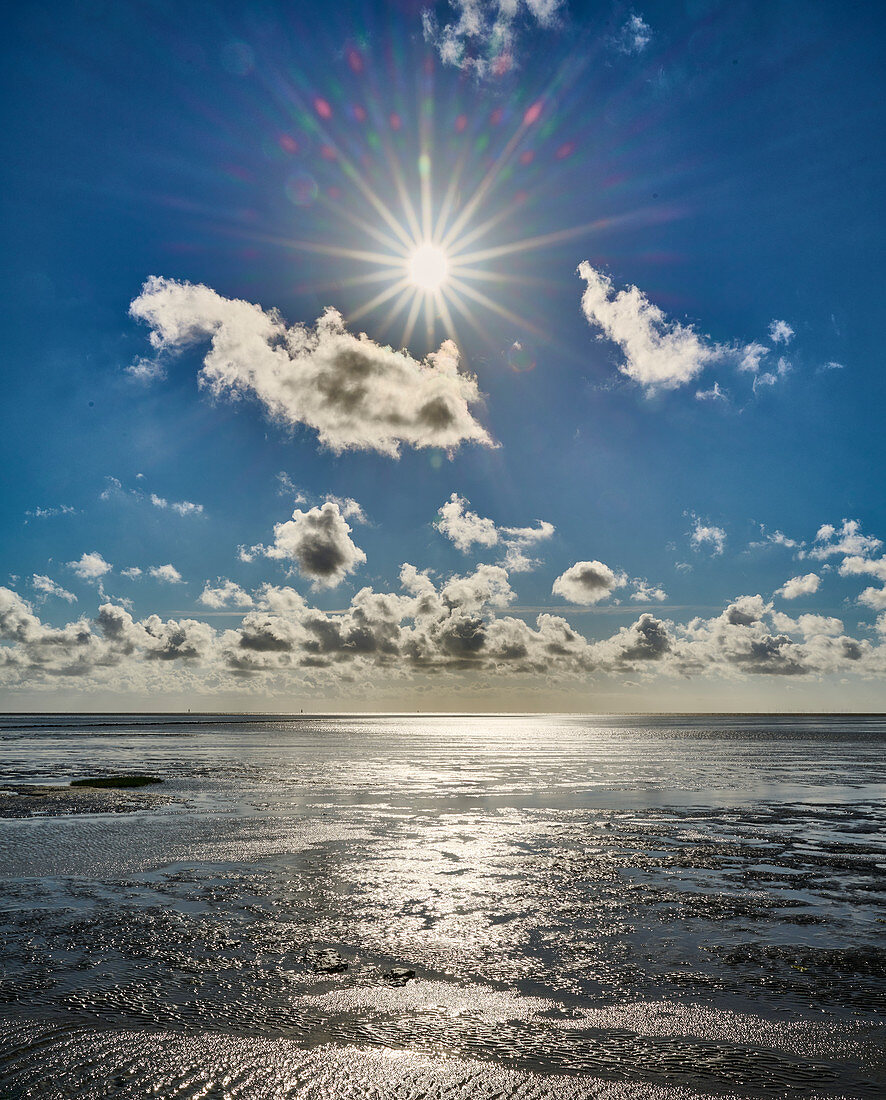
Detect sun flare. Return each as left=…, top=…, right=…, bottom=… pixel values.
left=408, top=243, right=449, bottom=291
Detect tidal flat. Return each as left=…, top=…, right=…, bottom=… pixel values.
left=0, top=713, right=884, bottom=1098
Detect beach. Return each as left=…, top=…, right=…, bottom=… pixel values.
left=1, top=713, right=884, bottom=1098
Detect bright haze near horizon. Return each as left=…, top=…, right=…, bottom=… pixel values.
left=1, top=0, right=884, bottom=713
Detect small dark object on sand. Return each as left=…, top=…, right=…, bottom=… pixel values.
left=304, top=948, right=348, bottom=974
left=70, top=775, right=163, bottom=789
left=382, top=967, right=415, bottom=986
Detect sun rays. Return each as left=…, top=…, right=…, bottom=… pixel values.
left=268, top=73, right=604, bottom=352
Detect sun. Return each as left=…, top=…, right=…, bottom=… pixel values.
left=408, top=243, right=449, bottom=291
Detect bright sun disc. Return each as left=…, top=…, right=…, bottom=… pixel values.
left=408, top=243, right=449, bottom=291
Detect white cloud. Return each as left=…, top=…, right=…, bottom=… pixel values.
left=149, top=564, right=184, bottom=584
left=578, top=263, right=726, bottom=391
left=150, top=492, right=204, bottom=517
left=770, top=611, right=843, bottom=637
left=130, top=277, right=493, bottom=458
left=695, top=382, right=726, bottom=402
left=435, top=492, right=554, bottom=571
left=552, top=560, right=626, bottom=604
left=776, top=573, right=820, bottom=600
left=68, top=551, right=112, bottom=581
left=3, top=571, right=886, bottom=694
left=24, top=505, right=76, bottom=520
left=437, top=493, right=500, bottom=552
left=263, top=501, right=367, bottom=589
left=858, top=586, right=886, bottom=611
left=32, top=575, right=77, bottom=603
left=422, top=0, right=564, bottom=79
left=737, top=342, right=768, bottom=374
left=750, top=527, right=802, bottom=551
left=613, top=13, right=652, bottom=54
left=806, top=520, right=882, bottom=561
left=768, top=319, right=794, bottom=344
left=689, top=517, right=726, bottom=556
left=753, top=356, right=790, bottom=392
left=837, top=555, right=886, bottom=582
left=126, top=356, right=166, bottom=382
left=200, top=579, right=254, bottom=609
left=630, top=580, right=668, bottom=602
left=121, top=567, right=143, bottom=579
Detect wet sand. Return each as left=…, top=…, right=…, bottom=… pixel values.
left=1, top=713, right=884, bottom=1097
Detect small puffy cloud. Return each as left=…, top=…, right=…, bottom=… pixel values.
left=690, top=517, right=726, bottom=556
left=578, top=263, right=725, bottom=391
left=837, top=555, right=886, bottom=583
left=150, top=492, right=204, bottom=517
left=806, top=520, right=882, bottom=561
left=630, top=580, right=668, bottom=602
left=820, top=360, right=844, bottom=372
left=435, top=492, right=554, bottom=572
left=200, top=579, right=254, bottom=609
left=768, top=319, right=794, bottom=344
left=437, top=493, right=499, bottom=552
left=68, top=551, right=112, bottom=580
left=776, top=573, right=820, bottom=600
left=771, top=611, right=843, bottom=637
left=614, top=13, right=652, bottom=54
left=149, top=564, right=184, bottom=584
left=422, top=0, right=564, bottom=79
left=552, top=560, right=626, bottom=604
left=121, top=567, right=143, bottom=579
left=130, top=277, right=493, bottom=458
left=32, top=575, right=77, bottom=603
left=264, top=501, right=367, bottom=589
left=737, top=343, right=768, bottom=374
left=126, top=356, right=166, bottom=382
left=858, top=586, right=886, bottom=611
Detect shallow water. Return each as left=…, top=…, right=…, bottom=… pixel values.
left=1, top=713, right=884, bottom=1098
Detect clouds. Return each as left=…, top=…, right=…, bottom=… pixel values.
left=776, top=573, right=820, bottom=600
left=150, top=493, right=204, bottom=517
left=422, top=0, right=564, bottom=79
left=32, top=575, right=76, bottom=603
left=101, top=476, right=205, bottom=518
left=806, top=520, right=882, bottom=561
left=689, top=517, right=726, bottom=556
left=579, top=263, right=724, bottom=391
left=67, top=551, right=112, bottom=581
left=578, top=265, right=802, bottom=397
left=149, top=564, right=184, bottom=584
left=768, top=319, right=794, bottom=344
left=435, top=492, right=554, bottom=571
left=4, top=572, right=883, bottom=697
left=552, top=560, right=625, bottom=604
left=200, top=579, right=254, bottom=609
left=130, top=277, right=493, bottom=458
left=613, top=13, right=652, bottom=55
left=262, top=501, right=367, bottom=589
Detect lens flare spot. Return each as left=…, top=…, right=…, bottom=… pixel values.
left=508, top=340, right=536, bottom=372
left=285, top=171, right=319, bottom=206
left=408, top=244, right=449, bottom=291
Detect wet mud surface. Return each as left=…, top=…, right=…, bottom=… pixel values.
left=1, top=713, right=884, bottom=1097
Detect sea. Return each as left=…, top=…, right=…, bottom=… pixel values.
left=0, top=712, right=884, bottom=1099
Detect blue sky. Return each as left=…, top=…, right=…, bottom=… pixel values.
left=2, top=0, right=884, bottom=710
